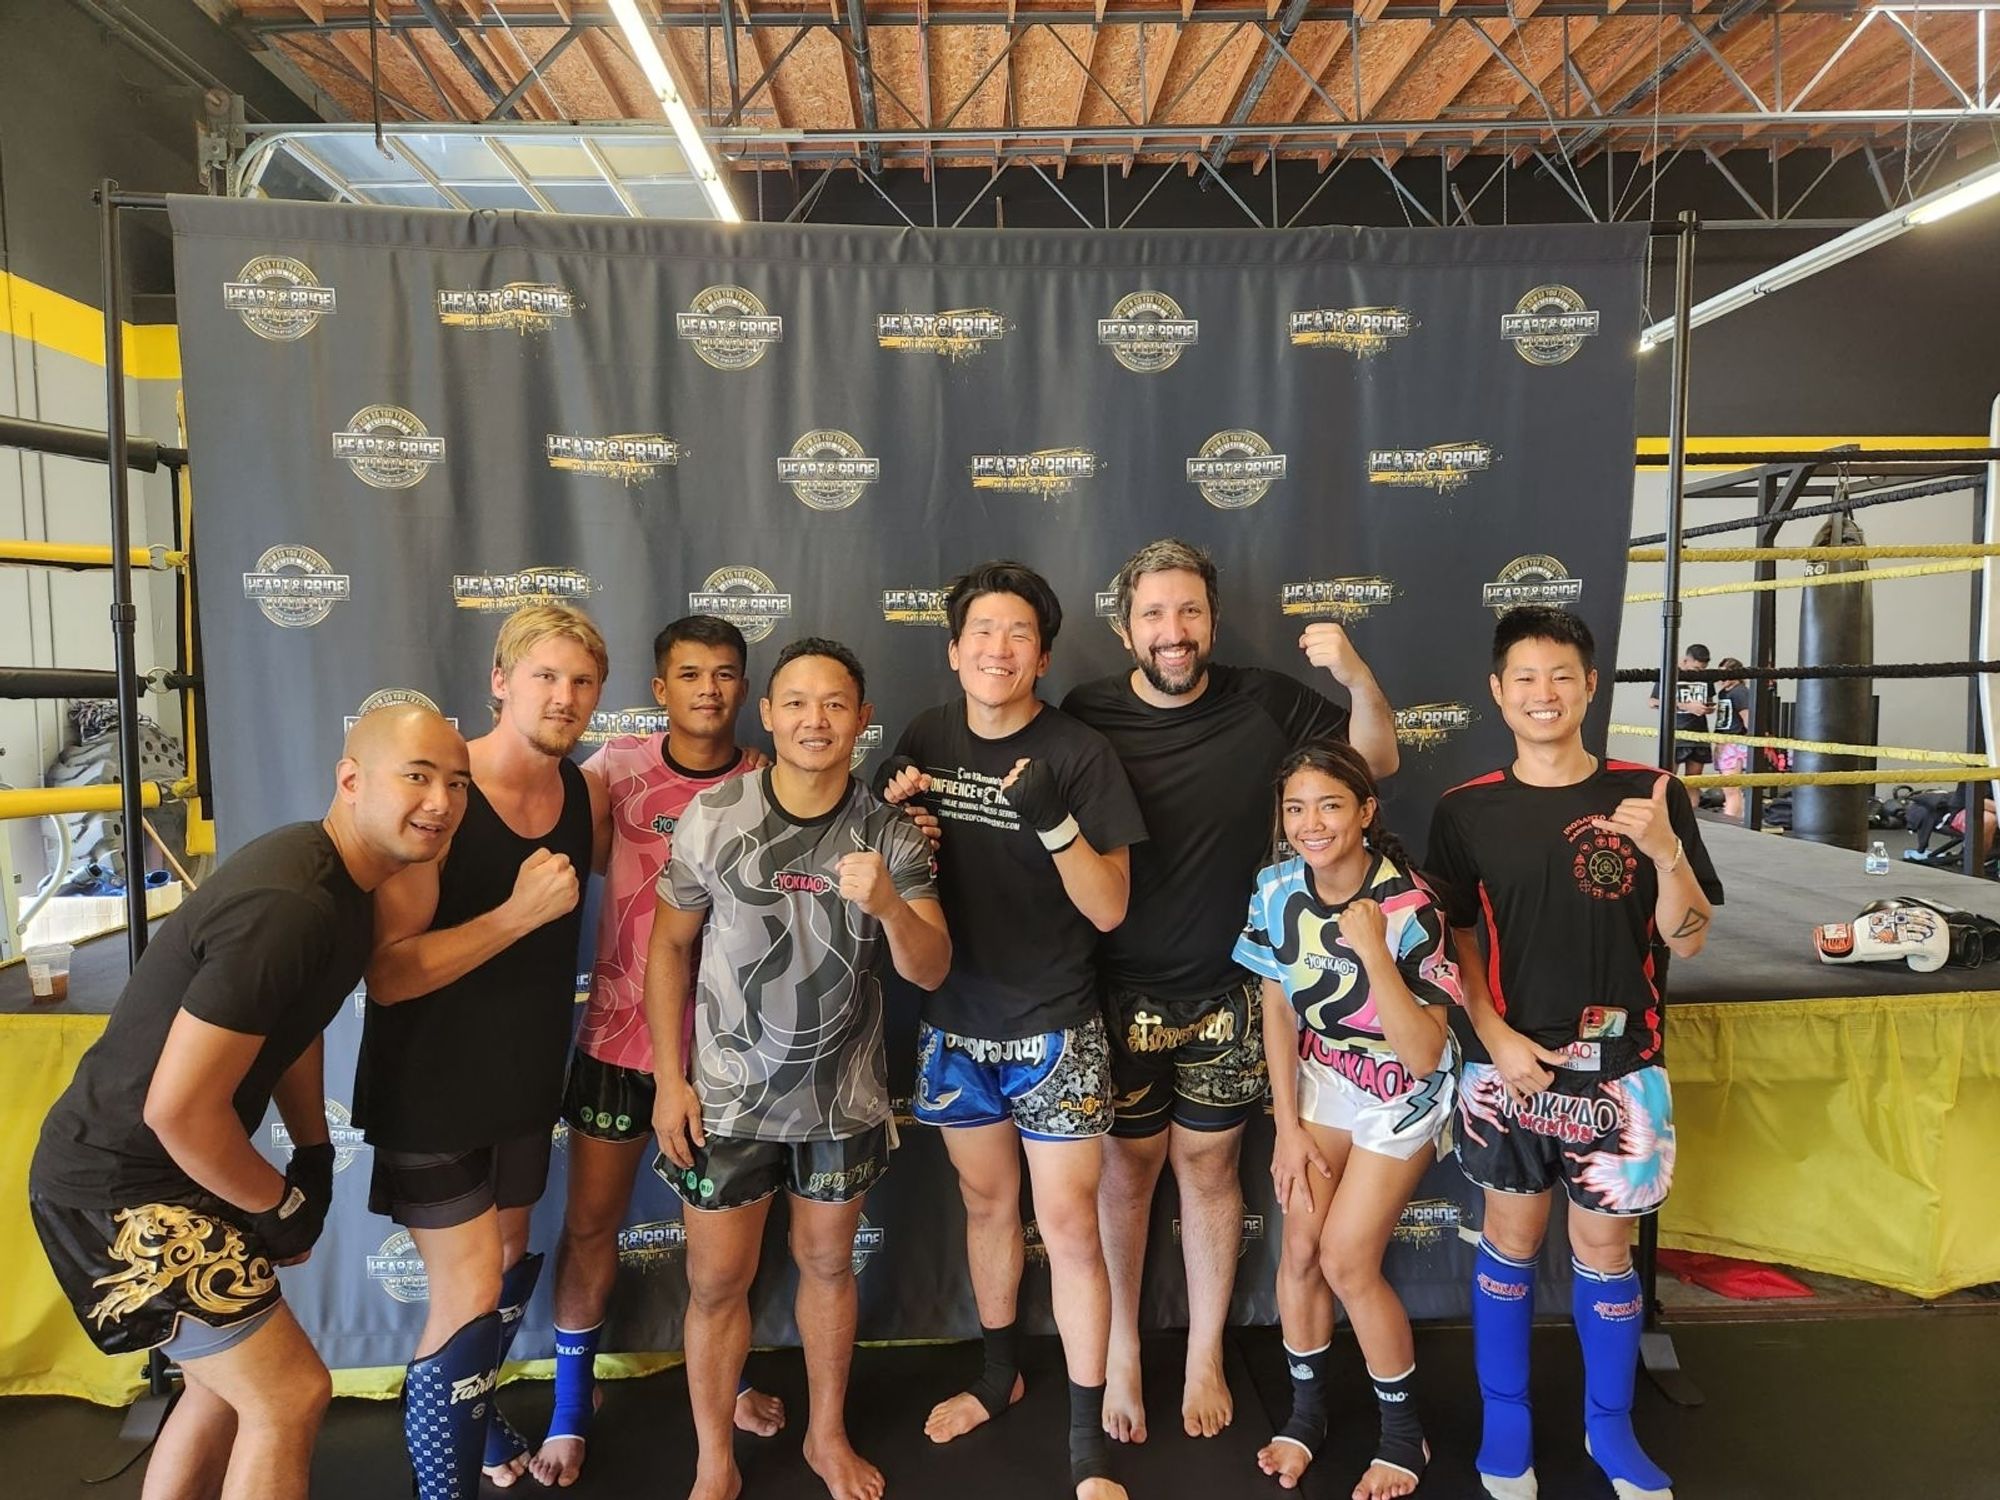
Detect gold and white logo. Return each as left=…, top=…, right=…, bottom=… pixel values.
left=546, top=433, right=683, bottom=485
left=1188, top=430, right=1287, bottom=509
left=1280, top=576, right=1399, bottom=622
left=882, top=588, right=948, bottom=626
left=344, top=688, right=455, bottom=733
left=270, top=1099, right=368, bottom=1173
left=877, top=308, right=1010, bottom=359
left=850, top=724, right=885, bottom=771
left=244, top=544, right=349, bottom=628
left=689, top=566, right=792, bottom=644
left=851, top=1214, right=886, bottom=1276
left=1501, top=285, right=1600, bottom=366
left=1095, top=582, right=1121, bottom=633
left=1367, top=442, right=1497, bottom=494
left=1395, top=701, right=1478, bottom=749
left=969, top=448, right=1099, bottom=498
left=436, top=282, right=576, bottom=332
left=1391, top=1197, right=1463, bottom=1247
left=678, top=285, right=783, bottom=369
left=617, top=1219, right=687, bottom=1268
left=1483, top=554, right=1584, bottom=614
left=582, top=706, right=673, bottom=744
left=224, top=256, right=335, bottom=341
left=1289, top=305, right=1415, bottom=356
left=1098, top=290, right=1199, bottom=373
left=779, top=430, right=880, bottom=511
left=366, top=1230, right=429, bottom=1303
left=334, top=405, right=446, bottom=489
left=451, top=565, right=599, bottom=612
left=1172, top=1212, right=1266, bottom=1260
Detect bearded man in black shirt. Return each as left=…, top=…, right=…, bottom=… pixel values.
left=28, top=704, right=468, bottom=1500
left=1061, top=538, right=1398, bottom=1445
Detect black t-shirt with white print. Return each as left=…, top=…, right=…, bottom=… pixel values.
left=892, top=701, right=1148, bottom=1039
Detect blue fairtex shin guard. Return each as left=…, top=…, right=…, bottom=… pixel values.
left=1573, top=1260, right=1673, bottom=1498
left=1472, top=1239, right=1537, bottom=1495
left=546, top=1322, right=603, bottom=1445
left=481, top=1251, right=544, bottom=1470
left=405, top=1311, right=503, bottom=1500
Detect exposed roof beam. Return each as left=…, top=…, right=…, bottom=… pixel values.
left=844, top=0, right=885, bottom=171
left=1204, top=0, right=1322, bottom=169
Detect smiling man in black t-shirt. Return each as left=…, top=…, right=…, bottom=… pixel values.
left=1426, top=608, right=1722, bottom=1500
left=881, top=561, right=1147, bottom=1499
left=1061, top=537, right=1398, bottom=1446
left=28, top=705, right=467, bottom=1500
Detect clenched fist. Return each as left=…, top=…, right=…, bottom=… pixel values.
left=1337, top=897, right=1389, bottom=961
left=507, top=847, right=580, bottom=929
left=835, top=849, right=897, bottom=918
left=1299, top=621, right=1372, bottom=688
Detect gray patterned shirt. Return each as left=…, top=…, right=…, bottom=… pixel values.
left=661, top=770, right=938, bottom=1141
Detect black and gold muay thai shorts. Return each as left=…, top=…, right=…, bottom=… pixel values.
left=29, top=1194, right=283, bottom=1358
left=1104, top=975, right=1269, bottom=1138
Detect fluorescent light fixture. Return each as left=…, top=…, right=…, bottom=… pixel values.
left=1641, top=156, right=2000, bottom=348
left=1905, top=159, right=2000, bottom=226
left=605, top=0, right=741, bottom=223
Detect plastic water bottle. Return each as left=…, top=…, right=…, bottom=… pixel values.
left=1865, top=841, right=1891, bottom=876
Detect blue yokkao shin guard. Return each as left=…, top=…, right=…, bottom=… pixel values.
left=405, top=1310, right=503, bottom=1500
left=1574, top=1259, right=1674, bottom=1499
left=1472, top=1239, right=1539, bottom=1499
left=481, top=1250, right=545, bottom=1470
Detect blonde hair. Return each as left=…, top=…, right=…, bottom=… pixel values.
left=489, top=604, right=609, bottom=714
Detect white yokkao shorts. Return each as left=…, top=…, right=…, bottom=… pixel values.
left=1295, top=1037, right=1456, bottom=1160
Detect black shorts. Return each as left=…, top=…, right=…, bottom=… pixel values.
left=653, top=1123, right=892, bottom=1211
left=367, top=1129, right=555, bottom=1228
left=562, top=1050, right=656, bottom=1144
left=29, top=1193, right=282, bottom=1357
left=1455, top=1063, right=1676, bottom=1217
left=1105, top=975, right=1268, bottom=1137
left=1672, top=741, right=1710, bottom=767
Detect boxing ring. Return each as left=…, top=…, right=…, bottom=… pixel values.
left=1656, top=821, right=2000, bottom=1299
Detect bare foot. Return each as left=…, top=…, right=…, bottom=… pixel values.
left=1182, top=1355, right=1233, bottom=1439
left=1102, top=1345, right=1147, bottom=1444
left=689, top=1456, right=744, bottom=1500
left=1352, top=1457, right=1423, bottom=1500
left=528, top=1387, right=606, bottom=1488
left=1258, top=1437, right=1313, bottom=1490
left=1077, top=1478, right=1129, bottom=1500
left=804, top=1432, right=886, bottom=1500
left=483, top=1452, right=530, bottom=1490
left=734, top=1386, right=786, bottom=1437
left=924, top=1372, right=1025, bottom=1443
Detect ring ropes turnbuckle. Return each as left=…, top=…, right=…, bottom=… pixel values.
left=1608, top=725, right=1990, bottom=768
left=0, top=778, right=196, bottom=822
left=1626, top=559, right=1982, bottom=603
left=0, top=541, right=185, bottom=571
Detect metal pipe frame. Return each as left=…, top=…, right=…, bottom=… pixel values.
left=94, top=182, right=153, bottom=970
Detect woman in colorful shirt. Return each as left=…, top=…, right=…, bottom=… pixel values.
left=1234, top=741, right=1462, bottom=1498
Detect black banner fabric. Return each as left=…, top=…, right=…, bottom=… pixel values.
left=170, top=197, right=1644, bottom=1372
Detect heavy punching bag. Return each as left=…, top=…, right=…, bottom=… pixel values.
left=1791, top=513, right=1874, bottom=848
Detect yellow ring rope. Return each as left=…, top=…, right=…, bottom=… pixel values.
left=1684, top=767, right=2000, bottom=788
left=1609, top=725, right=1990, bottom=768
left=1626, top=559, right=1981, bottom=603
left=1628, top=543, right=2000, bottom=562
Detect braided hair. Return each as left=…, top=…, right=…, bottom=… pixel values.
left=1272, top=739, right=1409, bottom=873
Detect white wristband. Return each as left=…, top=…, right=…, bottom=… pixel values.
left=1037, top=815, right=1081, bottom=853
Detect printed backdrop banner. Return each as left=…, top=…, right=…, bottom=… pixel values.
left=169, top=197, right=1645, bottom=1371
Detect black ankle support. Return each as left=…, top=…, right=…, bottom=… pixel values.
left=1273, top=1341, right=1332, bottom=1456
left=1370, top=1365, right=1428, bottom=1478
left=966, top=1320, right=1021, bottom=1419
left=1068, top=1379, right=1113, bottom=1484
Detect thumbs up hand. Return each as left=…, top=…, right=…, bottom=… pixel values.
left=1589, top=774, right=1683, bottom=866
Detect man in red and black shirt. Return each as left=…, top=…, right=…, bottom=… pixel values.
left=1425, top=607, right=1721, bottom=1500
